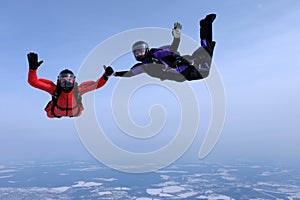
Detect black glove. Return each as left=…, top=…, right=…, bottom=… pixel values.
left=101, top=65, right=114, bottom=80
left=27, top=52, right=43, bottom=70
left=103, top=65, right=114, bottom=76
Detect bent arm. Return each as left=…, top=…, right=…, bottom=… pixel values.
left=27, top=69, right=56, bottom=94
left=169, top=38, right=180, bottom=53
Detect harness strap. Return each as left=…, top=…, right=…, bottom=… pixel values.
left=50, top=83, right=82, bottom=118
left=51, top=90, right=62, bottom=118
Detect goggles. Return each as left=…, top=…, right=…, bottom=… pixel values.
left=58, top=73, right=75, bottom=83
left=133, top=48, right=146, bottom=57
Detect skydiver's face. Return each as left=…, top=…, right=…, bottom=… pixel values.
left=58, top=73, right=75, bottom=93
left=134, top=48, right=146, bottom=57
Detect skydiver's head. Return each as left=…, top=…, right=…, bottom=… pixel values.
left=57, top=69, right=76, bottom=93
left=132, top=41, right=149, bottom=62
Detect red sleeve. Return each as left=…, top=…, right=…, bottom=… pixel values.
left=78, top=76, right=108, bottom=95
left=28, top=69, right=56, bottom=95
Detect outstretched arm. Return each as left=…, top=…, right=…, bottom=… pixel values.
left=78, top=77, right=107, bottom=95
left=78, top=66, right=113, bottom=95
left=114, top=71, right=134, bottom=77
left=113, top=63, right=144, bottom=78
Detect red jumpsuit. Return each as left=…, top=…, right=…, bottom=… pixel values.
left=28, top=69, right=108, bottom=118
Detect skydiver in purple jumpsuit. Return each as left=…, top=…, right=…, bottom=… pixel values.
left=113, top=13, right=216, bottom=82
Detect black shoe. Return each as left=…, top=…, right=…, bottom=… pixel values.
left=200, top=13, right=216, bottom=27
left=205, top=14, right=216, bottom=23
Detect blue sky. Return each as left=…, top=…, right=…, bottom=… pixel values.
left=0, top=0, right=300, bottom=166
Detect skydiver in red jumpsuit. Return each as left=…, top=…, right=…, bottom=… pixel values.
left=27, top=52, right=114, bottom=118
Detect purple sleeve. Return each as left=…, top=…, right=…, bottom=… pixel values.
left=152, top=49, right=172, bottom=59
left=130, top=63, right=145, bottom=75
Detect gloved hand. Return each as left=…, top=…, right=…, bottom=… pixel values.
left=103, top=65, right=114, bottom=76
left=27, top=52, right=43, bottom=70
left=172, top=22, right=182, bottom=39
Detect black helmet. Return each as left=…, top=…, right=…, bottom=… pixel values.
left=132, top=41, right=149, bottom=61
left=57, top=69, right=76, bottom=93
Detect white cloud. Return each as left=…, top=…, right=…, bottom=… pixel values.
left=0, top=170, right=16, bottom=173
left=0, top=175, right=13, bottom=179
left=98, top=191, right=112, bottom=196
left=72, top=181, right=102, bottom=187
left=93, top=177, right=117, bottom=182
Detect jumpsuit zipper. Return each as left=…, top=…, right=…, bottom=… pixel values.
left=66, top=95, right=69, bottom=116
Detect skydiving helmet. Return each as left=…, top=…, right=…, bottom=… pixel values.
left=132, top=41, right=149, bottom=61
left=57, top=69, right=76, bottom=93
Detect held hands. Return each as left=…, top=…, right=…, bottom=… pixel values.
left=172, top=22, right=182, bottom=39
left=103, top=65, right=114, bottom=76
left=27, top=52, right=43, bottom=70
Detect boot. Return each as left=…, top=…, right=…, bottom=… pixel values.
left=200, top=13, right=216, bottom=46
